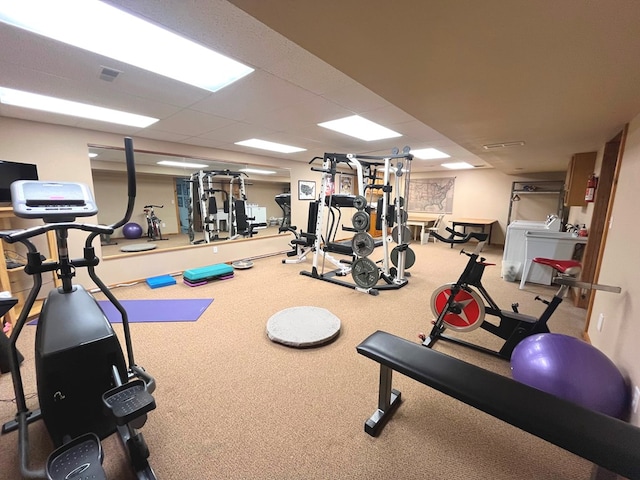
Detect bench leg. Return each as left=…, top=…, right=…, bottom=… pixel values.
left=364, top=364, right=402, bottom=436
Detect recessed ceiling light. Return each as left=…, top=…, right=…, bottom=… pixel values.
left=411, top=148, right=450, bottom=160
left=0, top=86, right=158, bottom=127
left=318, top=115, right=402, bottom=141
left=240, top=168, right=276, bottom=175
left=441, top=162, right=474, bottom=170
left=158, top=160, right=208, bottom=169
left=0, top=0, right=254, bottom=92
left=235, top=139, right=306, bottom=154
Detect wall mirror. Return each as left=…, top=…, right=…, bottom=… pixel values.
left=89, top=145, right=291, bottom=257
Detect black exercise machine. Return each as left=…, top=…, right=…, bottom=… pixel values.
left=0, top=137, right=158, bottom=479
left=0, top=297, right=23, bottom=374
left=420, top=227, right=620, bottom=360
left=276, top=194, right=318, bottom=264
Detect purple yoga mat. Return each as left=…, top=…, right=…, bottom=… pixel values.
left=97, top=299, right=213, bottom=323
left=30, top=298, right=213, bottom=324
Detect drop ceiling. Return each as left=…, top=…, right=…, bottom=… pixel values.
left=2, top=0, right=640, bottom=175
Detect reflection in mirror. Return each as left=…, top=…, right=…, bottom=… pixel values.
left=89, top=146, right=291, bottom=257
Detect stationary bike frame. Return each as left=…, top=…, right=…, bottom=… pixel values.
left=143, top=204, right=166, bottom=241
left=420, top=228, right=580, bottom=360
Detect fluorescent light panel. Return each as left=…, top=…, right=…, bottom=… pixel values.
left=441, top=162, right=474, bottom=170
left=318, top=115, right=402, bottom=141
left=0, top=0, right=254, bottom=92
left=235, top=139, right=306, bottom=154
left=158, top=160, right=208, bottom=169
left=411, top=148, right=450, bottom=160
left=0, top=86, right=158, bottom=127
left=240, top=168, right=276, bottom=175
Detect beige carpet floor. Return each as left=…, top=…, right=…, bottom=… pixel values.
left=0, top=239, right=598, bottom=479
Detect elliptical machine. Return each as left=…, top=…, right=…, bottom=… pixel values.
left=0, top=138, right=158, bottom=479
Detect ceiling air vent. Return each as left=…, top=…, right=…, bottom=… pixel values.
left=99, top=66, right=122, bottom=82
left=482, top=141, right=525, bottom=150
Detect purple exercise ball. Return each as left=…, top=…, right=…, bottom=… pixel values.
left=122, top=222, right=143, bottom=239
left=511, top=333, right=628, bottom=419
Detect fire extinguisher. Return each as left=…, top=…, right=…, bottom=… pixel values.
left=585, top=174, right=598, bottom=203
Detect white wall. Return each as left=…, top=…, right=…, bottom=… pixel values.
left=588, top=114, right=640, bottom=424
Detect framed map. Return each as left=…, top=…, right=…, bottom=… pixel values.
left=408, top=177, right=455, bottom=213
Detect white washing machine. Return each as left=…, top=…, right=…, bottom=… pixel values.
left=502, top=215, right=561, bottom=281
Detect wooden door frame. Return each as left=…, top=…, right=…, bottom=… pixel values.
left=581, top=126, right=627, bottom=336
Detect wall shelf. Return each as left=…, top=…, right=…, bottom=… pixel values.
left=507, top=181, right=565, bottom=225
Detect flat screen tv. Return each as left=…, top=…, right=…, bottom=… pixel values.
left=0, top=160, right=39, bottom=205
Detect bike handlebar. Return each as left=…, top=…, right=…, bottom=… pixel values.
left=431, top=226, right=488, bottom=244
left=144, top=205, right=164, bottom=209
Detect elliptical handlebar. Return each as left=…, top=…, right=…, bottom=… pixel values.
left=0, top=222, right=114, bottom=244
left=431, top=226, right=488, bottom=244
left=110, top=137, right=136, bottom=231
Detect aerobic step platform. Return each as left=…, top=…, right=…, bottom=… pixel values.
left=146, top=274, right=177, bottom=289
left=183, top=263, right=234, bottom=284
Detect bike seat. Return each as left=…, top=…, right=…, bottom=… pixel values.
left=533, top=257, right=582, bottom=275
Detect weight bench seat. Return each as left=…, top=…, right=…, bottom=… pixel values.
left=356, top=330, right=640, bottom=480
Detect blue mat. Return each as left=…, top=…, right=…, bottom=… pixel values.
left=30, top=298, right=213, bottom=324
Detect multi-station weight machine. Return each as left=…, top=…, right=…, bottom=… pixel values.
left=299, top=147, right=415, bottom=296
left=187, top=170, right=265, bottom=244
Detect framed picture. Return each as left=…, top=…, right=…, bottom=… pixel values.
left=298, top=180, right=316, bottom=200
left=339, top=175, right=353, bottom=195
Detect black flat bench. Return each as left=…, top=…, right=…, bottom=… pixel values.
left=356, top=330, right=640, bottom=480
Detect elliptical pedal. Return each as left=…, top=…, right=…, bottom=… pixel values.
left=46, top=433, right=106, bottom=480
left=103, top=379, right=156, bottom=426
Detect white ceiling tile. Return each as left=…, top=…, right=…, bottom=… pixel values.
left=147, top=110, right=236, bottom=136
left=189, top=70, right=314, bottom=121
left=197, top=122, right=278, bottom=143
left=321, top=83, right=391, bottom=114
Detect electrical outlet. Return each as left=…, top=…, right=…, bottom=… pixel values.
left=632, top=386, right=640, bottom=414
left=213, top=246, right=218, bottom=254
left=597, top=313, right=605, bottom=331
left=162, top=223, right=166, bottom=228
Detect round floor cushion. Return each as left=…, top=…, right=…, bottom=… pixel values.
left=266, top=306, right=341, bottom=348
left=120, top=243, right=157, bottom=252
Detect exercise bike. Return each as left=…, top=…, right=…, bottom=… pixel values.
left=143, top=204, right=168, bottom=241
left=419, top=227, right=620, bottom=360
left=0, top=137, right=158, bottom=479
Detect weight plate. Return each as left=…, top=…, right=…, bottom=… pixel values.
left=391, top=226, right=412, bottom=244
left=352, top=257, right=379, bottom=289
left=353, top=195, right=367, bottom=211
left=430, top=284, right=485, bottom=332
left=352, top=232, right=375, bottom=257
left=390, top=246, right=416, bottom=269
left=396, top=196, right=404, bottom=208
left=352, top=211, right=370, bottom=232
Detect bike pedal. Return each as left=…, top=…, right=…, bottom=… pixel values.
left=103, top=379, right=156, bottom=426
